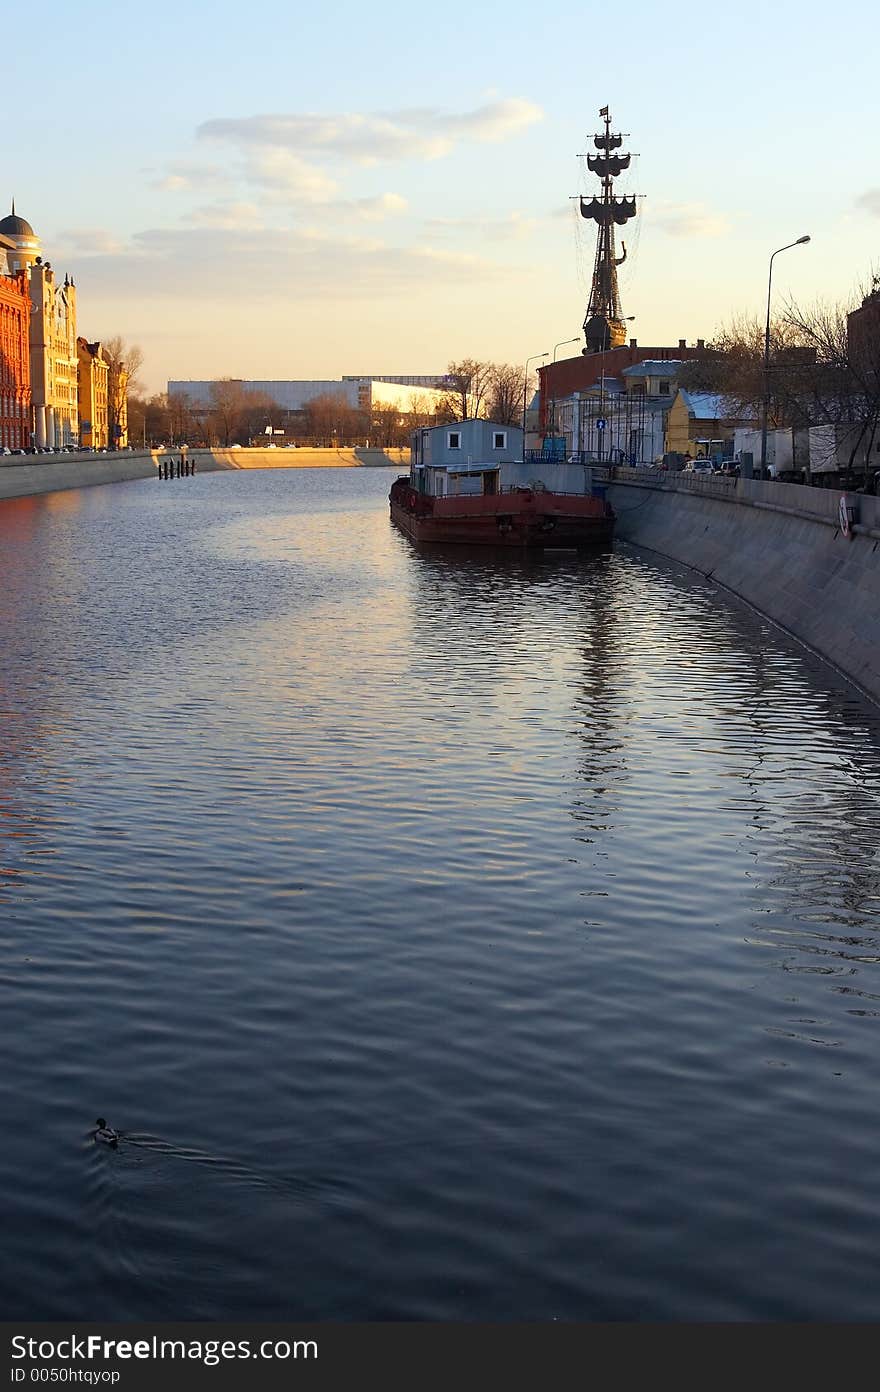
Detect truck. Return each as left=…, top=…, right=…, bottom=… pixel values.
left=733, top=424, right=880, bottom=491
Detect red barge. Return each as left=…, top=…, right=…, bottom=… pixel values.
left=390, top=418, right=614, bottom=550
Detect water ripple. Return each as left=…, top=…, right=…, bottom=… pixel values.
left=3, top=468, right=880, bottom=1320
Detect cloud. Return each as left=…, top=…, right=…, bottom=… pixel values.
left=67, top=224, right=505, bottom=304
left=241, top=148, right=339, bottom=201
left=350, top=192, right=408, bottom=221
left=424, top=211, right=536, bottom=241
left=437, top=99, right=543, bottom=143
left=651, top=202, right=729, bottom=238
left=151, top=162, right=230, bottom=192
left=299, top=192, right=408, bottom=223
left=855, top=188, right=880, bottom=217
left=196, top=98, right=543, bottom=165
left=54, top=228, right=126, bottom=257
left=184, top=201, right=265, bottom=230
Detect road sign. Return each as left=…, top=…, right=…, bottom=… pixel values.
left=596, top=418, right=606, bottom=431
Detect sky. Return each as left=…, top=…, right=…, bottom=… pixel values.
left=7, top=0, right=878, bottom=394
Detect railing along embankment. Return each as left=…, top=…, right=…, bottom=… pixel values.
left=602, top=467, right=880, bottom=704
left=0, top=449, right=160, bottom=501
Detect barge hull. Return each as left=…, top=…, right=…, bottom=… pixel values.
left=389, top=485, right=614, bottom=549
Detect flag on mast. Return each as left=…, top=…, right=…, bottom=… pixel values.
left=599, top=105, right=609, bottom=116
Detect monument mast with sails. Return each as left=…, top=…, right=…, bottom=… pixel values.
left=578, top=106, right=639, bottom=354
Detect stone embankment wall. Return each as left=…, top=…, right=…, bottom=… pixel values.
left=0, top=451, right=160, bottom=500
left=0, top=446, right=411, bottom=502
left=607, top=469, right=880, bottom=703
left=206, top=446, right=409, bottom=469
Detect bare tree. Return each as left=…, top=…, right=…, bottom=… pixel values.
left=681, top=279, right=880, bottom=483
left=441, top=359, right=494, bottom=420
left=485, top=363, right=523, bottom=425
left=209, top=379, right=249, bottom=446
left=238, top=389, right=283, bottom=444
left=167, top=390, right=196, bottom=443
left=299, top=393, right=367, bottom=445
left=782, top=285, right=880, bottom=480
left=102, top=336, right=144, bottom=450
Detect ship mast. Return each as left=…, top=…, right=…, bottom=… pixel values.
left=578, top=105, right=639, bottom=354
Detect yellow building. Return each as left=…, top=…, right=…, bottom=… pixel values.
left=108, top=361, right=128, bottom=447
left=665, top=389, right=744, bottom=459
left=77, top=339, right=109, bottom=449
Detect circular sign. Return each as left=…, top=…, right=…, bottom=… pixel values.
left=839, top=493, right=851, bottom=538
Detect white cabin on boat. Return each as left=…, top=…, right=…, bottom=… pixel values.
left=409, top=418, right=600, bottom=499
left=410, top=419, right=522, bottom=497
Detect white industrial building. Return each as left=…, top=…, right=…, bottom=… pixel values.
left=167, top=375, right=451, bottom=414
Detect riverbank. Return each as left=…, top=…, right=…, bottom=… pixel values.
left=607, top=467, right=880, bottom=704
left=0, top=445, right=410, bottom=502
left=208, top=446, right=409, bottom=469
left=0, top=450, right=161, bottom=500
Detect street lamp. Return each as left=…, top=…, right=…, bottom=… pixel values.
left=553, top=336, right=580, bottom=362
left=522, top=352, right=549, bottom=461
left=550, top=337, right=580, bottom=442
left=759, top=236, right=810, bottom=477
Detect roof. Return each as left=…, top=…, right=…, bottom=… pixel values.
left=679, top=390, right=738, bottom=419
left=0, top=212, right=36, bottom=238
left=423, top=417, right=520, bottom=434
left=621, top=360, right=685, bottom=377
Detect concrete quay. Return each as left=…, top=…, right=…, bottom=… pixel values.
left=607, top=468, right=880, bottom=705
left=0, top=445, right=410, bottom=502
left=0, top=450, right=161, bottom=500
left=207, top=446, right=409, bottom=470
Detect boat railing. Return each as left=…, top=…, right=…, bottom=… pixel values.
left=498, top=484, right=606, bottom=498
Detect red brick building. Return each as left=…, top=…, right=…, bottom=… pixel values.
left=538, top=339, right=705, bottom=433
left=847, top=285, right=880, bottom=373
left=0, top=236, right=32, bottom=450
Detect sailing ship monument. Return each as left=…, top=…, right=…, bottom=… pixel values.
left=578, top=105, right=639, bottom=354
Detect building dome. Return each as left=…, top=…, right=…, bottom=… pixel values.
left=0, top=212, right=36, bottom=238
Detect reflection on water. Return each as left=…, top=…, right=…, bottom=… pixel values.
left=3, top=467, right=880, bottom=1320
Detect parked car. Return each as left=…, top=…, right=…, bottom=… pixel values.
left=684, top=457, right=714, bottom=473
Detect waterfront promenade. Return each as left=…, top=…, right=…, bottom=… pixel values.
left=0, top=446, right=410, bottom=501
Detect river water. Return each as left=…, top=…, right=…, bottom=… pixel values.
left=2, top=465, right=880, bottom=1321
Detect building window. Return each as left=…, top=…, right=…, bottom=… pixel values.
left=493, top=431, right=506, bottom=449
left=658, top=381, right=670, bottom=395
left=448, top=431, right=461, bottom=449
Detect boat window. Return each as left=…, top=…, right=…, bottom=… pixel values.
left=447, top=431, right=461, bottom=449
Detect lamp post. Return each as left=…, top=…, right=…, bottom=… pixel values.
left=590, top=317, right=632, bottom=464
left=522, top=352, right=549, bottom=461
left=759, top=236, right=810, bottom=478
left=550, top=337, right=580, bottom=444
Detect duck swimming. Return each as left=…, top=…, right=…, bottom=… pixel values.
left=94, top=1118, right=119, bottom=1147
